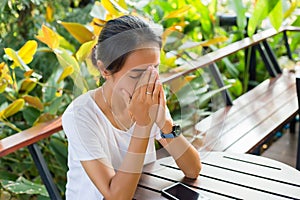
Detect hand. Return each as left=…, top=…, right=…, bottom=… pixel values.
left=122, top=67, right=160, bottom=127
left=155, top=83, right=173, bottom=133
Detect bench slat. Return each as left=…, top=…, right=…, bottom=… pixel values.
left=0, top=117, right=62, bottom=157
left=203, top=85, right=296, bottom=152
left=196, top=72, right=297, bottom=153
left=225, top=97, right=298, bottom=153
left=196, top=72, right=295, bottom=135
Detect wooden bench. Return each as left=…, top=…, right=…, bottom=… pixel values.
left=1, top=26, right=300, bottom=199
left=191, top=26, right=300, bottom=170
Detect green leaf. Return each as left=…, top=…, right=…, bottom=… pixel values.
left=1, top=177, right=49, bottom=197
left=49, top=137, right=68, bottom=171
left=224, top=78, right=243, bottom=97
left=44, top=68, right=63, bottom=103
left=222, top=57, right=239, bottom=78
left=229, top=0, right=247, bottom=31
left=210, top=45, right=239, bottom=78
left=268, top=0, right=283, bottom=31
left=22, top=107, right=40, bottom=126
left=196, top=1, right=213, bottom=39
left=0, top=170, right=18, bottom=180
left=48, top=96, right=63, bottom=115
left=247, top=0, right=269, bottom=36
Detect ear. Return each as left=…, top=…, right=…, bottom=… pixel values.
left=97, top=60, right=110, bottom=80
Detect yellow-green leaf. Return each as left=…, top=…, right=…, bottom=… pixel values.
left=163, top=5, right=192, bottom=20
left=284, top=0, right=297, bottom=19
left=19, top=78, right=37, bottom=94
left=57, top=66, right=74, bottom=83
left=18, top=40, right=38, bottom=64
left=58, top=35, right=76, bottom=52
left=90, top=18, right=105, bottom=36
left=54, top=48, right=88, bottom=93
left=54, top=48, right=80, bottom=71
left=4, top=45, right=37, bottom=72
left=118, top=0, right=128, bottom=10
left=86, top=57, right=101, bottom=77
left=23, top=95, right=44, bottom=111
left=4, top=48, right=21, bottom=68
left=46, top=4, right=54, bottom=22
left=268, top=0, right=283, bottom=31
left=34, top=113, right=55, bottom=125
left=109, top=0, right=129, bottom=14
left=59, top=22, right=95, bottom=44
left=0, top=62, right=13, bottom=91
left=102, top=0, right=119, bottom=16
left=169, top=75, right=195, bottom=93
left=0, top=82, right=7, bottom=93
left=24, top=70, right=34, bottom=77
left=0, top=99, right=25, bottom=119
left=36, top=24, right=59, bottom=49
left=76, top=40, right=97, bottom=62
left=178, top=36, right=228, bottom=50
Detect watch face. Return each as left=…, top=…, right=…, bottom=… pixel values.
left=173, top=125, right=181, bottom=136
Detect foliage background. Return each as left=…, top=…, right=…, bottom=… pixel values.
left=0, top=0, right=300, bottom=199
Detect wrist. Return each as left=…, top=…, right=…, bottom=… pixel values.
left=160, top=119, right=173, bottom=134
left=132, top=123, right=152, bottom=139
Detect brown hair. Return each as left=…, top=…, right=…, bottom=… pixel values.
left=92, top=15, right=162, bottom=74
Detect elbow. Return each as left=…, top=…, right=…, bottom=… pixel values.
left=185, top=161, right=202, bottom=179
left=104, top=185, right=135, bottom=200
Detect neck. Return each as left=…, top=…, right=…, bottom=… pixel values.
left=102, top=82, right=126, bottom=114
left=100, top=82, right=134, bottom=131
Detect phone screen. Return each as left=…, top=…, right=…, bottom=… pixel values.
left=161, top=182, right=209, bottom=200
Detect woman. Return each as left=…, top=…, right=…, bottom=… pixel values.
left=62, top=15, right=201, bottom=200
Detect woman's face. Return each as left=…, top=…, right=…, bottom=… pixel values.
left=111, top=46, right=161, bottom=97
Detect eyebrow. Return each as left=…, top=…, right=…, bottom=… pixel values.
left=130, top=64, right=160, bottom=72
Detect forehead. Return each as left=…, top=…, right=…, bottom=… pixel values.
left=122, top=47, right=160, bottom=71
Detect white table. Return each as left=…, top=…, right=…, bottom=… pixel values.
left=134, top=152, right=300, bottom=199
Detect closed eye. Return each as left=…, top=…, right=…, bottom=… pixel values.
left=129, top=73, right=142, bottom=79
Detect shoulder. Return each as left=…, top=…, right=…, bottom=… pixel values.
left=62, top=90, right=99, bottom=128
left=64, top=90, right=95, bottom=114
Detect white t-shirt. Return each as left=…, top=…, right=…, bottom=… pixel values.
left=62, top=89, right=162, bottom=200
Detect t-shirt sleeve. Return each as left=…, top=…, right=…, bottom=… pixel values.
left=62, top=109, right=107, bottom=161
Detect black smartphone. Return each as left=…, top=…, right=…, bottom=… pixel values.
left=161, top=182, right=210, bottom=200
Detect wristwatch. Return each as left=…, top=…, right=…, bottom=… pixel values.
left=160, top=124, right=181, bottom=138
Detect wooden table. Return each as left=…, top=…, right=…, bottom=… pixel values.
left=135, top=152, right=300, bottom=200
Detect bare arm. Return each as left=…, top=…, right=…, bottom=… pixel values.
left=159, top=133, right=201, bottom=179
left=81, top=125, right=152, bottom=200
left=155, top=85, right=201, bottom=178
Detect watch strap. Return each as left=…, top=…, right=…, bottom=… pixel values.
left=160, top=125, right=181, bottom=138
